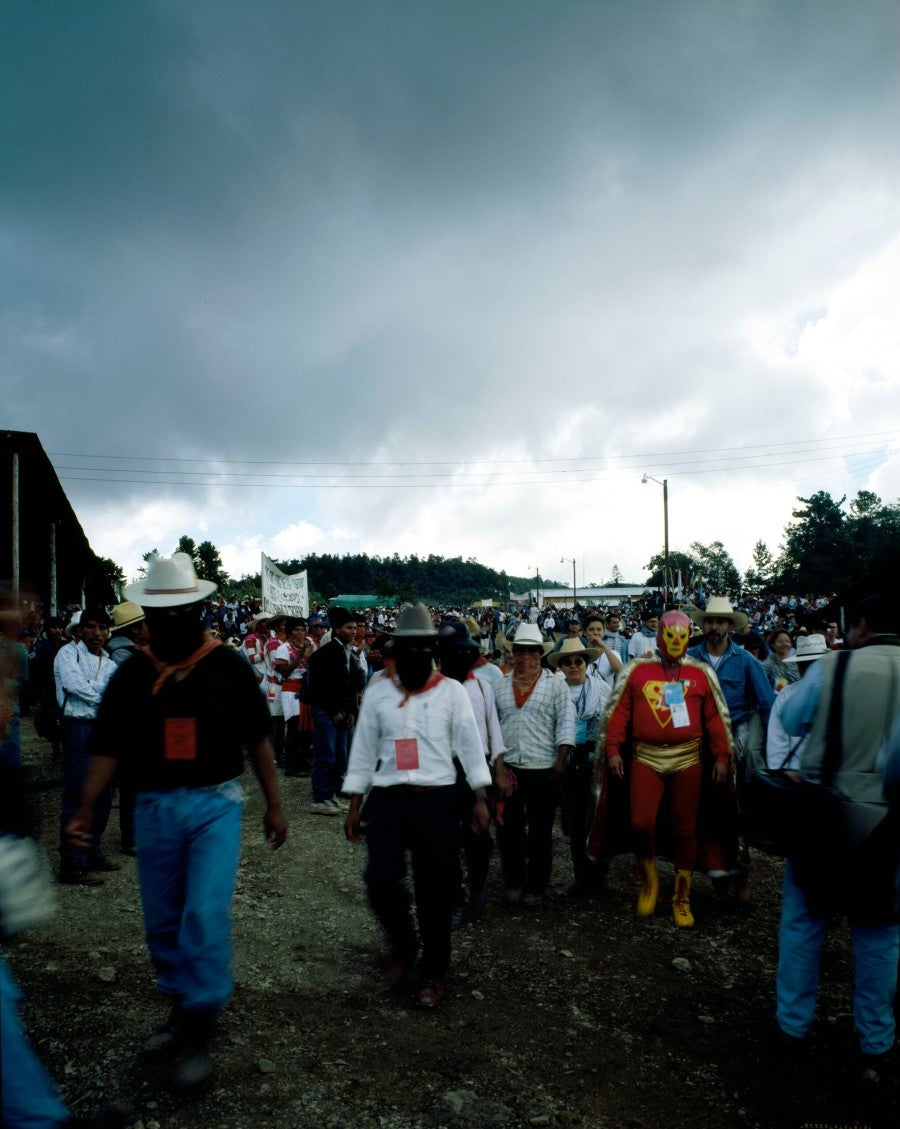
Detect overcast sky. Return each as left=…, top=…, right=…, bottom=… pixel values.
left=4, top=1, right=898, bottom=592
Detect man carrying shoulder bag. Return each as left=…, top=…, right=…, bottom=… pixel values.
left=775, top=593, right=900, bottom=1074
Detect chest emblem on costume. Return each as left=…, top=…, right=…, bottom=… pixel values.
left=641, top=679, right=692, bottom=729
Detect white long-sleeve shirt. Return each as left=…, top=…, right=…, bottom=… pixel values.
left=464, top=674, right=507, bottom=765
left=344, top=674, right=491, bottom=793
left=53, top=641, right=116, bottom=719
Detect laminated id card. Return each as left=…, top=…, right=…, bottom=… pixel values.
left=662, top=682, right=690, bottom=728
left=164, top=717, right=198, bottom=760
left=394, top=738, right=420, bottom=771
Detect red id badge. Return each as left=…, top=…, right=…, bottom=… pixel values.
left=164, top=717, right=198, bottom=761
left=394, top=738, right=420, bottom=771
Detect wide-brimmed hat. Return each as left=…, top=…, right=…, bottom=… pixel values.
left=110, top=601, right=145, bottom=632
left=689, top=596, right=749, bottom=631
left=437, top=620, right=479, bottom=651
left=124, top=552, right=217, bottom=608
left=498, top=622, right=553, bottom=655
left=795, top=633, right=828, bottom=662
left=392, top=602, right=437, bottom=638
left=547, top=638, right=601, bottom=669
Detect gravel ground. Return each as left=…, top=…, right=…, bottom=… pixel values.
left=6, top=718, right=897, bottom=1129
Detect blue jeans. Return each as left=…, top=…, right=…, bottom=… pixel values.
left=777, top=859, right=900, bottom=1054
left=0, top=954, right=70, bottom=1128
left=135, top=782, right=244, bottom=1014
left=0, top=713, right=21, bottom=769
left=311, top=711, right=350, bottom=803
left=59, top=720, right=112, bottom=866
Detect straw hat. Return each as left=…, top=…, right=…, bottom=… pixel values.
left=110, top=601, right=145, bottom=632
left=688, top=596, right=749, bottom=631
left=546, top=638, right=601, bottom=669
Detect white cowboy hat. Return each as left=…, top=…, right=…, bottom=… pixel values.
left=124, top=553, right=217, bottom=608
left=546, top=638, right=602, bottom=668
left=497, top=621, right=554, bottom=655
left=794, top=633, right=829, bottom=662
left=688, top=596, right=749, bottom=632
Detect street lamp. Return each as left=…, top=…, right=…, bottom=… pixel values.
left=560, top=557, right=576, bottom=611
left=642, top=474, right=669, bottom=604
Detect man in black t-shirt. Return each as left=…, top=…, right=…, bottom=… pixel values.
left=66, top=553, right=287, bottom=1092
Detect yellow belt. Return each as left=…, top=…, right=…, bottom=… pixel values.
left=633, top=739, right=701, bottom=777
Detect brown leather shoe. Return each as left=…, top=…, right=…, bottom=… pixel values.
left=60, top=865, right=104, bottom=887
left=87, top=856, right=122, bottom=873
left=414, top=980, right=446, bottom=1010
left=379, top=955, right=416, bottom=991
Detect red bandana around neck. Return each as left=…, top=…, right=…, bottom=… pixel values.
left=147, top=638, right=222, bottom=696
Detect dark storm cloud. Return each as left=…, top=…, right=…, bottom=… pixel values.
left=2, top=2, right=898, bottom=573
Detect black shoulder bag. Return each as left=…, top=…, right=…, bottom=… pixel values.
left=741, top=652, right=850, bottom=862
left=791, top=650, right=900, bottom=923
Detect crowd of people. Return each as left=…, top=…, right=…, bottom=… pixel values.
left=1, top=560, right=898, bottom=1127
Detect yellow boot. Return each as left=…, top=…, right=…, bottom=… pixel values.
left=636, top=858, right=659, bottom=917
left=672, top=869, right=694, bottom=928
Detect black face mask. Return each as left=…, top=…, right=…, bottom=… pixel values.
left=439, top=648, right=477, bottom=684
left=146, top=606, right=206, bottom=664
left=394, top=649, right=434, bottom=691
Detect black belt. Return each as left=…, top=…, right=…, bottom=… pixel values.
left=382, top=783, right=446, bottom=794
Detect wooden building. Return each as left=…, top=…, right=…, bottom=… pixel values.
left=1, top=430, right=106, bottom=614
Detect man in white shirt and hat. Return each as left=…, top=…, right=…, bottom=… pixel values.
left=493, top=622, right=576, bottom=906
left=344, top=603, right=491, bottom=1010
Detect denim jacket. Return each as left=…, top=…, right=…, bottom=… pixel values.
left=688, top=638, right=774, bottom=730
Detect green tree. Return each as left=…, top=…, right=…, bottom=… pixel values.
left=644, top=550, right=698, bottom=589
left=195, top=540, right=229, bottom=588
left=845, top=491, right=900, bottom=592
left=690, top=541, right=741, bottom=593
left=744, top=540, right=776, bottom=592
left=774, top=491, right=852, bottom=592
left=176, top=535, right=197, bottom=561
left=87, top=556, right=127, bottom=605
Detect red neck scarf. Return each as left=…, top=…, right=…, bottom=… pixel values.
left=147, top=638, right=222, bottom=696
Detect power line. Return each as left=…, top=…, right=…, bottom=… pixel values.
left=55, top=448, right=892, bottom=490
left=46, top=429, right=899, bottom=471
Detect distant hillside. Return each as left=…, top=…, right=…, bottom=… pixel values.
left=249, top=552, right=561, bottom=608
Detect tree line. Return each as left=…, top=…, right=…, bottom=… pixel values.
left=644, top=490, right=900, bottom=596
left=126, top=489, right=899, bottom=608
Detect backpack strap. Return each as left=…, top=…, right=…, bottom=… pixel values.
left=822, top=649, right=851, bottom=786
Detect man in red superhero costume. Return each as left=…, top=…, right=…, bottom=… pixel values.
left=601, top=610, right=734, bottom=927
